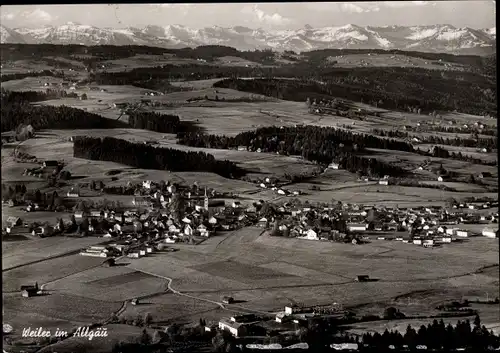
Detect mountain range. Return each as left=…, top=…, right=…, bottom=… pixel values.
left=1, top=23, right=496, bottom=55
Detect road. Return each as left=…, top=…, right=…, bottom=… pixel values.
left=128, top=266, right=276, bottom=317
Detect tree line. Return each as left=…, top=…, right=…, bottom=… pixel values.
left=73, top=136, right=245, bottom=178
left=128, top=111, right=181, bottom=133
left=1, top=93, right=125, bottom=132
left=360, top=316, right=499, bottom=351
left=213, top=71, right=496, bottom=117
left=372, top=128, right=498, bottom=150
left=0, top=70, right=57, bottom=83
left=177, top=126, right=409, bottom=177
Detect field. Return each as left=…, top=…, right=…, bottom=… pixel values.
left=2, top=45, right=498, bottom=351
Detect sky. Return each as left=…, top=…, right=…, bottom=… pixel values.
left=0, top=2, right=496, bottom=30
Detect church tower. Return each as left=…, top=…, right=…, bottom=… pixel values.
left=204, top=187, right=209, bottom=211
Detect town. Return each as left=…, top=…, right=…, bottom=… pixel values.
left=1, top=2, right=498, bottom=353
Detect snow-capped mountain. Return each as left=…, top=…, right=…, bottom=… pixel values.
left=1, top=23, right=496, bottom=55
left=1, top=25, right=26, bottom=43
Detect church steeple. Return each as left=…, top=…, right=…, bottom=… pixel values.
left=204, top=187, right=209, bottom=211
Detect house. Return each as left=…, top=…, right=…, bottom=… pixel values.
left=6, top=216, right=21, bottom=227
left=379, top=179, right=389, bottom=186
left=440, top=236, right=452, bottom=243
left=347, top=223, right=367, bottom=232
left=197, top=224, right=209, bottom=237
left=132, top=196, right=152, bottom=208
left=237, top=146, right=247, bottom=151
left=218, top=319, right=247, bottom=337
left=21, top=283, right=39, bottom=298
left=423, top=239, right=434, bottom=248
left=446, top=228, right=457, bottom=236
left=437, top=176, right=445, bottom=182
left=482, top=228, right=498, bottom=238
left=232, top=201, right=242, bottom=208
left=328, top=162, right=340, bottom=170
left=142, top=180, right=152, bottom=189
left=478, top=172, right=492, bottom=179
left=355, top=275, right=370, bottom=282
left=208, top=216, right=217, bottom=225
left=184, top=224, right=193, bottom=237
left=222, top=296, right=234, bottom=304
left=165, top=237, right=176, bottom=244
left=67, top=188, right=80, bottom=197
left=456, top=230, right=469, bottom=237
left=42, top=161, right=59, bottom=168
left=413, top=238, right=422, bottom=245
left=258, top=217, right=268, bottom=228
left=301, top=229, right=318, bottom=240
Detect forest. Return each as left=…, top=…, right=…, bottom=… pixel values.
left=213, top=73, right=496, bottom=117
left=1, top=70, right=57, bottom=83
left=359, top=316, right=498, bottom=351
left=1, top=90, right=125, bottom=132
left=177, top=126, right=409, bottom=177
left=128, top=111, right=181, bottom=133
left=372, top=128, right=498, bottom=150
left=127, top=111, right=202, bottom=134
left=73, top=136, right=245, bottom=178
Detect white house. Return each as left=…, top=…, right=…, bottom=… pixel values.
left=165, top=237, right=176, bottom=244
left=184, top=224, right=193, bottom=237
left=277, top=189, right=286, bottom=195
left=456, top=230, right=469, bottom=237
left=446, top=228, right=457, bottom=236
left=197, top=224, right=209, bottom=237
left=347, top=223, right=367, bottom=232
left=142, top=180, right=152, bottom=189
left=67, top=188, right=80, bottom=197
left=328, top=162, right=340, bottom=170
left=482, top=228, right=498, bottom=238
left=413, top=238, right=422, bottom=245
left=301, top=229, right=319, bottom=240
left=440, top=236, right=452, bottom=243
left=182, top=217, right=191, bottom=224
left=208, top=216, right=217, bottom=225
left=379, top=179, right=389, bottom=186
left=437, top=176, right=444, bottom=182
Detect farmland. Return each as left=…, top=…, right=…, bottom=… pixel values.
left=1, top=42, right=498, bottom=352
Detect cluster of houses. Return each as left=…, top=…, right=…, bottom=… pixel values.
left=265, top=201, right=499, bottom=246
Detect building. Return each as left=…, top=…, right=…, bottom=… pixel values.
left=132, top=196, right=152, bottom=208
left=355, top=275, right=370, bottom=282
left=328, top=162, right=340, bottom=170
left=482, top=228, right=498, bottom=239
left=456, top=230, right=469, bottom=237
left=437, top=176, right=445, bottom=182
left=42, top=161, right=59, bottom=168
left=6, top=216, right=21, bottom=227
left=218, top=319, right=247, bottom=337
left=197, top=224, right=209, bottom=237
left=21, top=283, right=39, bottom=298
left=222, top=296, right=234, bottom=304
left=67, top=188, right=80, bottom=197
left=204, top=188, right=209, bottom=211
left=347, top=223, right=367, bottom=232
left=379, top=179, right=389, bottom=185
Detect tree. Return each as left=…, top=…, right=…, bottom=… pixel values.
left=139, top=329, right=151, bottom=345
left=143, top=312, right=152, bottom=327
left=384, top=307, right=399, bottom=320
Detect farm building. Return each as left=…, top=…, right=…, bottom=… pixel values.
left=132, top=196, right=153, bottom=208
left=482, top=228, right=498, bottom=238
left=218, top=319, right=247, bottom=337
left=21, top=283, right=39, bottom=298
left=355, top=275, right=370, bottom=282
left=6, top=216, right=21, bottom=227
left=347, top=223, right=367, bottom=232
left=42, top=160, right=59, bottom=168
left=67, top=188, right=80, bottom=197
left=456, top=230, right=469, bottom=237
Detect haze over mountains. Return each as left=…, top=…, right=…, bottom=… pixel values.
left=1, top=22, right=496, bottom=55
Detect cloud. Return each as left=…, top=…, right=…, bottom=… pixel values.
left=20, top=8, right=55, bottom=23
left=242, top=5, right=292, bottom=27
left=382, top=1, right=435, bottom=8
left=1, top=12, right=16, bottom=21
